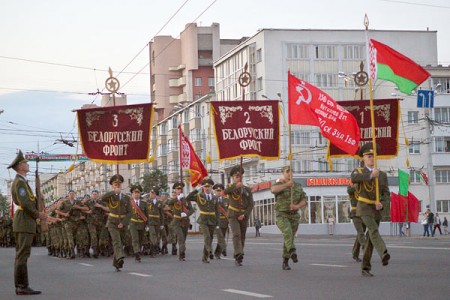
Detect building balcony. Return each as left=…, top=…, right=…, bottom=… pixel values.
left=167, top=150, right=179, bottom=162
left=168, top=64, right=186, bottom=71
left=169, top=93, right=188, bottom=104
left=169, top=77, right=186, bottom=87
left=189, top=116, right=201, bottom=129
left=198, top=58, right=213, bottom=67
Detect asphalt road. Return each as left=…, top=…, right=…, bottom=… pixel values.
left=1, top=234, right=449, bottom=300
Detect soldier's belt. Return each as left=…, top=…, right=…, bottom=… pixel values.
left=356, top=196, right=376, bottom=204
left=173, top=215, right=181, bottom=219
left=219, top=216, right=227, bottom=219
left=279, top=210, right=298, bottom=215
left=200, top=211, right=215, bottom=215
left=109, top=213, right=127, bottom=218
left=131, top=218, right=144, bottom=223
left=148, top=214, right=160, bottom=218
left=16, top=206, right=23, bottom=211
left=228, top=205, right=245, bottom=213
left=351, top=206, right=357, bottom=211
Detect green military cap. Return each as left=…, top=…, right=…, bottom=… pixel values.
left=7, top=150, right=27, bottom=170
left=109, top=174, right=124, bottom=185
left=130, top=184, right=143, bottom=193
left=161, top=191, right=169, bottom=196
left=172, top=182, right=185, bottom=189
left=281, top=165, right=291, bottom=172
left=213, top=183, right=224, bottom=191
left=201, top=178, right=214, bottom=187
left=229, top=165, right=244, bottom=177
left=357, top=142, right=381, bottom=157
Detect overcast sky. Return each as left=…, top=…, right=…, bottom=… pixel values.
left=1, top=0, right=449, bottom=192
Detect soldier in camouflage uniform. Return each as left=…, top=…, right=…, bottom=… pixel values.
left=101, top=174, right=132, bottom=271
left=4, top=214, right=13, bottom=247
left=271, top=165, right=307, bottom=270
left=159, top=192, right=171, bottom=255
left=351, top=143, right=391, bottom=277
left=213, top=183, right=228, bottom=258
left=85, top=190, right=104, bottom=258
left=167, top=182, right=194, bottom=261
left=186, top=178, right=219, bottom=263
left=0, top=215, right=5, bottom=247
left=224, top=166, right=254, bottom=267
left=128, top=185, right=148, bottom=262
left=348, top=183, right=366, bottom=262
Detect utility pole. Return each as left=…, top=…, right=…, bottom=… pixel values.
left=425, top=107, right=436, bottom=212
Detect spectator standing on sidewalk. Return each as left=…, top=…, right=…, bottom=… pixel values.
left=442, top=217, right=448, bottom=235
left=433, top=213, right=442, bottom=236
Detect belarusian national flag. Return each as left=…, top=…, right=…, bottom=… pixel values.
left=369, top=39, right=430, bottom=95
left=398, top=169, right=410, bottom=197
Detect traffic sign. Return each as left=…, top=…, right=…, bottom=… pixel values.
left=417, top=90, right=434, bottom=108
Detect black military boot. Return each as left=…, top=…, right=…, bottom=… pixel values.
left=282, top=258, right=291, bottom=270
left=161, top=242, right=168, bottom=255
left=135, top=253, right=141, bottom=263
left=171, top=243, right=178, bottom=255
left=15, top=264, right=41, bottom=295
left=289, top=248, right=298, bottom=263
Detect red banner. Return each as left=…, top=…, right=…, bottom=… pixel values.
left=211, top=100, right=280, bottom=160
left=180, top=126, right=208, bottom=187
left=76, top=103, right=154, bottom=164
left=288, top=72, right=360, bottom=155
left=391, top=191, right=420, bottom=222
left=328, top=98, right=399, bottom=158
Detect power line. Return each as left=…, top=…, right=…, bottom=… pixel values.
left=380, top=0, right=450, bottom=9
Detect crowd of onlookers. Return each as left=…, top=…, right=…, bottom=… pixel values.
left=421, top=209, right=448, bottom=237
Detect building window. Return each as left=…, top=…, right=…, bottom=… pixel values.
left=315, top=45, right=337, bottom=59
left=183, top=110, right=189, bottom=123
left=291, top=130, right=311, bottom=145
left=314, top=74, right=336, bottom=88
left=343, top=45, right=365, bottom=60
left=409, top=170, right=422, bottom=184
left=170, top=117, right=178, bottom=130
left=168, top=139, right=178, bottom=153
left=159, top=123, right=167, bottom=136
left=256, top=48, right=262, bottom=63
left=157, top=143, right=167, bottom=157
left=408, top=142, right=420, bottom=154
left=434, top=137, right=450, bottom=152
left=407, top=111, right=419, bottom=124
left=436, top=200, right=450, bottom=213
left=194, top=77, right=202, bottom=87
left=434, top=107, right=450, bottom=123
left=286, top=44, right=309, bottom=59
left=256, top=77, right=263, bottom=91
left=435, top=169, right=450, bottom=183
left=208, top=77, right=215, bottom=87
left=190, top=128, right=201, bottom=142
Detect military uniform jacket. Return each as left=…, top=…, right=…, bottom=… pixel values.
left=272, top=179, right=306, bottom=218
left=351, top=167, right=390, bottom=217
left=85, top=198, right=105, bottom=225
left=129, top=199, right=149, bottom=230
left=161, top=199, right=172, bottom=226
left=186, top=190, right=218, bottom=226
left=11, top=174, right=39, bottom=234
left=224, top=183, right=254, bottom=219
left=168, top=196, right=194, bottom=228
left=216, top=196, right=229, bottom=228
left=58, top=199, right=80, bottom=223
left=101, top=191, right=132, bottom=227
left=146, top=198, right=163, bottom=226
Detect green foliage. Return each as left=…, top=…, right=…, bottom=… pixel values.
left=140, top=170, right=168, bottom=194
left=0, top=192, right=10, bottom=216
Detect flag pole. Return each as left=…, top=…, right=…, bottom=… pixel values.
left=365, top=15, right=380, bottom=204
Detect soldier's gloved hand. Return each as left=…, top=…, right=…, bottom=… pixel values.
left=181, top=212, right=187, bottom=218
left=177, top=193, right=184, bottom=200
left=145, top=226, right=149, bottom=232
left=160, top=225, right=165, bottom=230
left=195, top=185, right=203, bottom=191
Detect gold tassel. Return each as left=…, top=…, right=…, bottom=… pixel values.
left=206, top=155, right=211, bottom=164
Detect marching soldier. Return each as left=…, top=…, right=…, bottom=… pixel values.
left=9, top=150, right=47, bottom=295
left=271, top=165, right=307, bottom=270
left=224, top=166, right=254, bottom=266
left=213, top=183, right=228, bottom=258
left=159, top=191, right=171, bottom=255
left=351, top=143, right=391, bottom=277
left=186, top=178, right=219, bottom=263
left=128, top=184, right=148, bottom=262
left=168, top=182, right=194, bottom=261
left=85, top=190, right=104, bottom=258
left=146, top=187, right=163, bottom=257
left=348, top=183, right=366, bottom=262
left=101, top=174, right=132, bottom=271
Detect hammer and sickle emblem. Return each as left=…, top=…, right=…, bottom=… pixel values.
left=295, top=82, right=312, bottom=105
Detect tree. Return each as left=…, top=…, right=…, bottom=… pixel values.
left=0, top=191, right=10, bottom=216
left=140, top=170, right=168, bottom=194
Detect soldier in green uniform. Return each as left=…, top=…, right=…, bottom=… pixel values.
left=351, top=143, right=391, bottom=277
left=271, top=165, right=307, bottom=270
left=146, top=187, right=163, bottom=257
left=186, top=178, right=219, bottom=263
left=101, top=174, right=132, bottom=271
left=85, top=190, right=104, bottom=258
left=213, top=183, right=228, bottom=258
left=159, top=191, right=170, bottom=255
left=167, top=182, right=194, bottom=261
left=224, top=166, right=254, bottom=267
left=128, top=184, right=148, bottom=262
left=8, top=150, right=47, bottom=295
left=347, top=183, right=366, bottom=262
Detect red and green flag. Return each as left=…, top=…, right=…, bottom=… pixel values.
left=369, top=39, right=430, bottom=95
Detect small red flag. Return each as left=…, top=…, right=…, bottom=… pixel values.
left=288, top=72, right=360, bottom=155
left=179, top=126, right=208, bottom=187
left=407, top=191, right=420, bottom=223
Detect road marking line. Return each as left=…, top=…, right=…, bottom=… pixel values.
left=128, top=272, right=152, bottom=277
left=79, top=263, right=93, bottom=267
left=310, top=263, right=347, bottom=268
left=223, top=289, right=272, bottom=298
left=220, top=257, right=235, bottom=261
